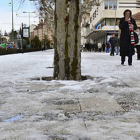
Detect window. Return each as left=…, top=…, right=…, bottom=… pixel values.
left=114, top=0, right=117, bottom=9
left=96, top=0, right=100, bottom=4
left=106, top=18, right=110, bottom=26
left=105, top=0, right=117, bottom=10
left=95, top=10, right=97, bottom=16
left=110, top=18, right=115, bottom=26
left=93, top=13, right=95, bottom=20
left=101, top=19, right=106, bottom=27
left=103, top=18, right=120, bottom=26
left=84, top=17, right=86, bottom=24
left=109, top=0, right=113, bottom=9
left=90, top=17, right=92, bottom=23
left=105, top=0, right=108, bottom=9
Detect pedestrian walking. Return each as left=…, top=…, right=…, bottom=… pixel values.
left=106, top=41, right=110, bottom=53
left=109, top=34, right=117, bottom=56
left=135, top=31, right=140, bottom=60
left=88, top=42, right=91, bottom=52
left=119, top=9, right=138, bottom=65
left=98, top=43, right=102, bottom=52
left=102, top=42, right=106, bottom=52
left=85, top=43, right=88, bottom=51
left=85, top=42, right=90, bottom=52
left=115, top=38, right=119, bottom=55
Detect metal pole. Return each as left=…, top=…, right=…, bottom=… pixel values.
left=29, top=13, right=31, bottom=48
left=23, top=11, right=35, bottom=48
left=12, top=0, right=14, bottom=43
left=29, top=13, right=30, bottom=38
left=21, top=23, right=23, bottom=53
left=114, top=0, right=117, bottom=34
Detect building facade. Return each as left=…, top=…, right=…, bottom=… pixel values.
left=81, top=11, right=90, bottom=46
left=81, top=0, right=140, bottom=46
left=31, top=22, right=54, bottom=44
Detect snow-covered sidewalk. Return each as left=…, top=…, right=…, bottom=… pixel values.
left=0, top=50, right=140, bottom=140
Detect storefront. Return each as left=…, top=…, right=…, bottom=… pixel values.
left=86, top=29, right=118, bottom=44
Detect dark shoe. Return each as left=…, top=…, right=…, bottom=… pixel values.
left=121, top=62, right=124, bottom=65
left=128, top=63, right=132, bottom=66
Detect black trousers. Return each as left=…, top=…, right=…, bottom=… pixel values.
left=110, top=46, right=115, bottom=56
left=136, top=45, right=140, bottom=60
left=121, top=46, right=133, bottom=65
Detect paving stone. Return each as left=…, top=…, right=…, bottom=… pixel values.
left=79, top=92, right=124, bottom=112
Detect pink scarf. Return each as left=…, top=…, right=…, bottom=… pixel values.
left=128, top=18, right=135, bottom=45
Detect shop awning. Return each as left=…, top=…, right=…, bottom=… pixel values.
left=85, top=29, right=118, bottom=40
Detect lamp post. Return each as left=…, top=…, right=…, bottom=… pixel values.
left=23, top=11, right=35, bottom=47
left=114, top=0, right=117, bottom=34
left=9, top=0, right=14, bottom=43
left=23, top=11, right=36, bottom=38
left=12, top=0, right=14, bottom=43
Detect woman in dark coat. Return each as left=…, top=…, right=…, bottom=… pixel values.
left=119, top=9, right=138, bottom=65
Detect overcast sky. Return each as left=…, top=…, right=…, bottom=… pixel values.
left=0, top=0, right=39, bottom=34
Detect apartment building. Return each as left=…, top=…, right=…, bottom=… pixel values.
left=30, top=24, right=37, bottom=40
left=31, top=22, right=54, bottom=44
left=82, top=0, right=140, bottom=46
left=81, top=11, right=90, bottom=46
left=43, top=24, right=54, bottom=43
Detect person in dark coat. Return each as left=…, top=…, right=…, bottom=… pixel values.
left=102, top=42, right=106, bottom=52
left=109, top=34, right=117, bottom=56
left=119, top=9, right=138, bottom=65
left=106, top=41, right=110, bottom=53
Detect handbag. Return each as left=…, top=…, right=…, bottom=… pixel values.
left=134, top=32, right=139, bottom=44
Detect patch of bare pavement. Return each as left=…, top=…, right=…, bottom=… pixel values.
left=0, top=76, right=140, bottom=140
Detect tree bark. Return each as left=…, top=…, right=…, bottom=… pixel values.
left=53, top=0, right=81, bottom=80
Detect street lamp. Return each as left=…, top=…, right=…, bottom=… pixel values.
left=23, top=11, right=36, bottom=37
left=9, top=0, right=14, bottom=43
left=114, top=0, right=117, bottom=34
left=23, top=11, right=35, bottom=47
left=12, top=0, right=14, bottom=43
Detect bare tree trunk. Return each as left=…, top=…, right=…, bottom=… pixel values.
left=54, top=0, right=81, bottom=80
